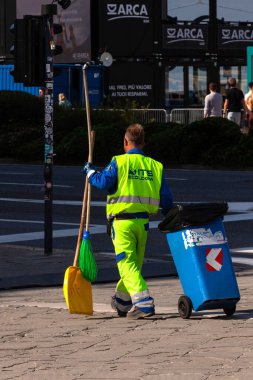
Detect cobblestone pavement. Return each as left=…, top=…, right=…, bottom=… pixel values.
left=1, top=265, right=253, bottom=380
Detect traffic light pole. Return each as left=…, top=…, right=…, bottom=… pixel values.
left=44, top=38, right=53, bottom=255
left=42, top=5, right=57, bottom=255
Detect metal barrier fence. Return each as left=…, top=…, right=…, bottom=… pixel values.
left=93, top=108, right=168, bottom=124
left=128, top=109, right=168, bottom=124
left=169, top=108, right=204, bottom=124
left=93, top=108, right=206, bottom=124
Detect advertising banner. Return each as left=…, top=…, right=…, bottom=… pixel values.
left=106, top=62, right=155, bottom=106
left=16, top=0, right=91, bottom=63
left=218, top=24, right=253, bottom=50
left=162, top=24, right=208, bottom=50
left=99, top=0, right=154, bottom=57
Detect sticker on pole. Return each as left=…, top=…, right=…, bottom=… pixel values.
left=206, top=248, right=223, bottom=271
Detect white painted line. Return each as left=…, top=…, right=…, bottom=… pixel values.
left=227, top=202, right=253, bottom=212
left=0, top=172, right=32, bottom=175
left=0, top=218, right=79, bottom=226
left=232, top=257, right=253, bottom=266
left=0, top=225, right=107, bottom=243
left=231, top=248, right=253, bottom=254
left=0, top=183, right=72, bottom=188
left=224, top=213, right=253, bottom=222
left=0, top=198, right=104, bottom=206
left=1, top=211, right=253, bottom=244
left=1, top=199, right=253, bottom=212
left=165, top=177, right=188, bottom=181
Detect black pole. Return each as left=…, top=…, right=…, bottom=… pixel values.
left=209, top=0, right=217, bottom=52
left=208, top=0, right=219, bottom=86
left=42, top=4, right=57, bottom=255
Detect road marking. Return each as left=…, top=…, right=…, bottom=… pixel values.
left=0, top=198, right=104, bottom=205
left=0, top=200, right=253, bottom=243
left=224, top=212, right=253, bottom=222
left=0, top=215, right=252, bottom=243
left=0, top=218, right=79, bottom=226
left=165, top=177, right=188, bottom=181
left=232, top=257, right=253, bottom=266
left=0, top=172, right=32, bottom=175
left=231, top=247, right=253, bottom=254
left=1, top=198, right=253, bottom=211
left=0, top=225, right=106, bottom=243
left=0, top=183, right=72, bottom=188
left=0, top=211, right=253, bottom=243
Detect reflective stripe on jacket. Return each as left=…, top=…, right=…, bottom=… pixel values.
left=106, top=153, right=163, bottom=218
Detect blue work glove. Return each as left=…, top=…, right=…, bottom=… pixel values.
left=82, top=162, right=97, bottom=178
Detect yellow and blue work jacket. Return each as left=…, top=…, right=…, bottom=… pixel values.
left=87, top=148, right=173, bottom=218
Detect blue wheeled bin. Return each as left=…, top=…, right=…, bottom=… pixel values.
left=158, top=203, right=240, bottom=319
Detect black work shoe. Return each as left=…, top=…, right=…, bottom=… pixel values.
left=111, top=296, right=127, bottom=317
left=127, top=306, right=155, bottom=319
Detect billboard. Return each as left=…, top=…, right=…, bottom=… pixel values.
left=16, top=0, right=91, bottom=63
left=99, top=0, right=154, bottom=57
left=162, top=24, right=208, bottom=50
left=218, top=25, right=253, bottom=50
left=106, top=62, right=155, bottom=107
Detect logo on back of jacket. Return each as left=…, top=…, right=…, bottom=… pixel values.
left=128, top=166, right=153, bottom=181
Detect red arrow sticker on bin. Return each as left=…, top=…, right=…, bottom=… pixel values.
left=206, top=248, right=223, bottom=271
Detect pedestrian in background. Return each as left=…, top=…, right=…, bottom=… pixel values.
left=223, top=78, right=246, bottom=126
left=244, top=82, right=253, bottom=103
left=245, top=84, right=253, bottom=133
left=244, top=82, right=253, bottom=133
left=204, top=82, right=223, bottom=118
left=38, top=88, right=45, bottom=98
left=58, top=93, right=72, bottom=110
left=82, top=124, right=174, bottom=319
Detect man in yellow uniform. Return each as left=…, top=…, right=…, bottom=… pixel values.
left=83, top=124, right=173, bottom=319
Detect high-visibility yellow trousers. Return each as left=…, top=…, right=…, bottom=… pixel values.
left=111, top=218, right=154, bottom=312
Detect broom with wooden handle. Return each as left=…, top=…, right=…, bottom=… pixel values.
left=62, top=129, right=95, bottom=315
left=78, top=64, right=97, bottom=283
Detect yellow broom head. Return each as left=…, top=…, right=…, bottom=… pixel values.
left=63, top=266, right=93, bottom=315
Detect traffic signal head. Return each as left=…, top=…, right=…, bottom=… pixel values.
left=10, top=16, right=48, bottom=86
left=25, top=16, right=47, bottom=86
left=9, top=14, right=63, bottom=86
left=9, top=19, right=26, bottom=82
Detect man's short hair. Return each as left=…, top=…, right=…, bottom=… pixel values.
left=229, top=78, right=236, bottom=87
left=248, top=82, right=253, bottom=89
left=209, top=82, right=217, bottom=91
left=125, top=124, right=144, bottom=146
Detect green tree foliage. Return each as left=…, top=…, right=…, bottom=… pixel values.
left=0, top=91, right=253, bottom=167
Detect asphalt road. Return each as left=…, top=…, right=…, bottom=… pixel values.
left=0, top=163, right=253, bottom=263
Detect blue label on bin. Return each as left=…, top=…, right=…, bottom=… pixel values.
left=182, top=227, right=226, bottom=250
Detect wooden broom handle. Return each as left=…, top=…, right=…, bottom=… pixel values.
left=73, top=131, right=95, bottom=267
left=83, top=66, right=93, bottom=232
left=73, top=66, right=94, bottom=266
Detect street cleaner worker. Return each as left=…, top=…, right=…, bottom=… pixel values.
left=83, top=123, right=173, bottom=319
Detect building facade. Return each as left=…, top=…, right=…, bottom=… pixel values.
left=96, top=0, right=253, bottom=109
left=1, top=0, right=253, bottom=109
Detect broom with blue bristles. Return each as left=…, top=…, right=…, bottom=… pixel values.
left=78, top=64, right=97, bottom=283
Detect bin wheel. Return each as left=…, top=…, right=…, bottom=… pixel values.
left=178, top=296, right=192, bottom=319
left=223, top=305, right=236, bottom=317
